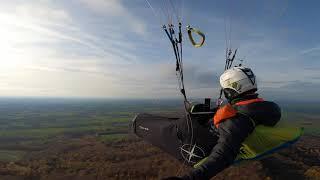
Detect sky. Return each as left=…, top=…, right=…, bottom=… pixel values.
left=0, top=0, right=319, bottom=101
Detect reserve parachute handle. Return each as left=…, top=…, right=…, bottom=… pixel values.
left=187, top=26, right=205, bottom=48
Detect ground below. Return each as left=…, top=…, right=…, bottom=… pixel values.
left=0, top=135, right=319, bottom=180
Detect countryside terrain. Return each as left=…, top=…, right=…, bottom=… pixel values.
left=0, top=98, right=319, bottom=180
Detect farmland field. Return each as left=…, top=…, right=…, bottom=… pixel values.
left=0, top=97, right=318, bottom=179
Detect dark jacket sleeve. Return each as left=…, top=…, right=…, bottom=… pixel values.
left=184, top=114, right=255, bottom=180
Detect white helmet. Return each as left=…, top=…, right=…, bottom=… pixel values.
left=220, top=66, right=257, bottom=99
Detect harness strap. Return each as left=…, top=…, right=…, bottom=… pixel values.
left=235, top=98, right=264, bottom=106
left=213, top=104, right=237, bottom=127
left=213, top=98, right=264, bottom=127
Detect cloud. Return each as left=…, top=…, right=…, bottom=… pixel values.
left=15, top=3, right=72, bottom=25
left=1, top=1, right=140, bottom=64
left=0, top=2, right=121, bottom=96
left=0, top=4, right=100, bottom=54
left=260, top=80, right=320, bottom=101
left=86, top=61, right=220, bottom=99
left=282, top=80, right=320, bottom=90
left=0, top=1, right=318, bottom=99
left=300, top=46, right=320, bottom=55
left=0, top=0, right=160, bottom=98
left=183, top=65, right=219, bottom=89
left=78, top=0, right=147, bottom=35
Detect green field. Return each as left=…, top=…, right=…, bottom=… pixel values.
left=0, top=150, right=26, bottom=162
left=0, top=98, right=182, bottom=161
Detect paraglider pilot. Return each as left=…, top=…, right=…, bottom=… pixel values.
left=163, top=66, right=281, bottom=180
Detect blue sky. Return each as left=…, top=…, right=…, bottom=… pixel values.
left=0, top=0, right=319, bottom=101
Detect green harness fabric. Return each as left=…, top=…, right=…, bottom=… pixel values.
left=194, top=125, right=303, bottom=168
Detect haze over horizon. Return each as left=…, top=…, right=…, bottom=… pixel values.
left=0, top=0, right=319, bottom=101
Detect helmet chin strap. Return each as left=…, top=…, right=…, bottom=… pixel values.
left=223, top=88, right=239, bottom=101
